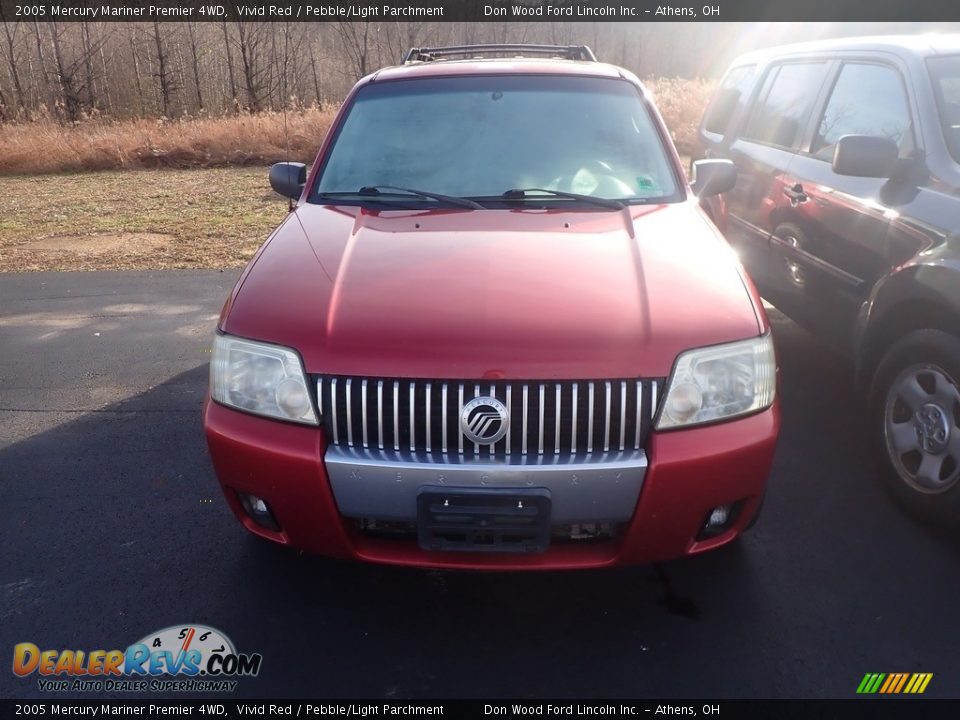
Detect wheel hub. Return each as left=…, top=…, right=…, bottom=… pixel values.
left=915, top=403, right=950, bottom=454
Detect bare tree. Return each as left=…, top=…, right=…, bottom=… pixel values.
left=47, top=23, right=82, bottom=120
left=127, top=29, right=146, bottom=116
left=80, top=22, right=96, bottom=110
left=185, top=21, right=204, bottom=111
left=0, top=10, right=26, bottom=116
left=98, top=35, right=112, bottom=112
left=150, top=20, right=175, bottom=116
left=235, top=21, right=265, bottom=111
left=338, top=21, right=372, bottom=81
left=0, top=73, right=8, bottom=120
left=309, top=38, right=323, bottom=106
left=31, top=20, right=51, bottom=111
left=220, top=20, right=238, bottom=111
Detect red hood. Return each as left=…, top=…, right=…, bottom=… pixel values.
left=222, top=202, right=763, bottom=379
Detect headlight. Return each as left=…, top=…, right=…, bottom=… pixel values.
left=210, top=334, right=318, bottom=425
left=656, top=333, right=775, bottom=430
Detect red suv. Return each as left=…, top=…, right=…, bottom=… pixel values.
left=203, top=44, right=780, bottom=570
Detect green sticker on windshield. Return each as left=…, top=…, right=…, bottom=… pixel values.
left=636, top=175, right=659, bottom=192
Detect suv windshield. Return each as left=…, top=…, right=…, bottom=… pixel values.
left=313, top=75, right=680, bottom=205
left=928, top=55, right=960, bottom=164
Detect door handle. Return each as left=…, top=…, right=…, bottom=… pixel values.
left=783, top=183, right=808, bottom=204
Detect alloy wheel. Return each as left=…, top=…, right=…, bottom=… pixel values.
left=884, top=363, right=960, bottom=493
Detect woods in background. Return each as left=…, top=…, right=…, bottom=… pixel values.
left=1, top=20, right=949, bottom=123
left=0, top=21, right=726, bottom=122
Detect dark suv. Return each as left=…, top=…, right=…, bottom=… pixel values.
left=697, top=35, right=960, bottom=520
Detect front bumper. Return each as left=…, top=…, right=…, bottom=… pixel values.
left=203, top=398, right=780, bottom=569
left=325, top=447, right=648, bottom=524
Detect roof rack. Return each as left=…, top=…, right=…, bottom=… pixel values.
left=402, top=44, right=597, bottom=65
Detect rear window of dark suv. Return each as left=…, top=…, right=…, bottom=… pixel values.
left=703, top=64, right=756, bottom=136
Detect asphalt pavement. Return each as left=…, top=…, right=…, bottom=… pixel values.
left=1, top=270, right=958, bottom=700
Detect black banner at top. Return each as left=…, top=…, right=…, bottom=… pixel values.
left=2, top=699, right=960, bottom=719
left=0, top=0, right=959, bottom=22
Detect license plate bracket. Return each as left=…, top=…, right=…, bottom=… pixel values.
left=417, top=487, right=552, bottom=553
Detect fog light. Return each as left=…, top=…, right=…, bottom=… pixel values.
left=697, top=502, right=742, bottom=540
left=238, top=492, right=280, bottom=531
left=707, top=505, right=731, bottom=528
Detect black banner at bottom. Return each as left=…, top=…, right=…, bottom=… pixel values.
left=2, top=699, right=959, bottom=719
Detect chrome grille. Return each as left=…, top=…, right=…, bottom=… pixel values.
left=317, top=377, right=661, bottom=459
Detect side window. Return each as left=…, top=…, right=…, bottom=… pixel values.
left=811, top=63, right=912, bottom=160
left=704, top=64, right=756, bottom=136
left=927, top=55, right=960, bottom=165
left=741, top=62, right=829, bottom=150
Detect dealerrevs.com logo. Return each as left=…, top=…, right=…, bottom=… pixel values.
left=12, top=624, right=262, bottom=693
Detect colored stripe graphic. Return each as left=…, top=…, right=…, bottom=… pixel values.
left=879, top=674, right=895, bottom=693
left=892, top=673, right=909, bottom=693
left=913, top=673, right=933, bottom=693
left=856, top=673, right=883, bottom=694
left=857, top=673, right=933, bottom=694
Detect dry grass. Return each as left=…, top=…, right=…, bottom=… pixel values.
left=645, top=77, right=716, bottom=156
left=0, top=107, right=337, bottom=175
left=0, top=168, right=287, bottom=271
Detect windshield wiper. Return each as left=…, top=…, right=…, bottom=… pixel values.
left=354, top=185, right=483, bottom=209
left=501, top=188, right=625, bottom=210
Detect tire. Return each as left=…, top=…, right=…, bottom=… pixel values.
left=868, top=329, right=960, bottom=522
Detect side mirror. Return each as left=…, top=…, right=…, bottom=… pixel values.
left=691, top=159, right=737, bottom=197
left=269, top=162, right=307, bottom=200
left=832, top=135, right=898, bottom=178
